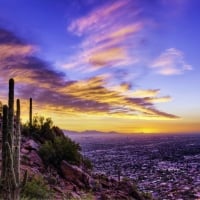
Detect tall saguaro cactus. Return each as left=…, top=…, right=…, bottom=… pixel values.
left=1, top=105, right=8, bottom=181
left=15, top=99, right=21, bottom=183
left=8, top=78, right=14, bottom=148
left=14, top=99, right=21, bottom=199
left=29, top=98, right=32, bottom=127
left=6, top=78, right=15, bottom=200
left=1, top=79, right=23, bottom=200
left=1, top=79, right=15, bottom=199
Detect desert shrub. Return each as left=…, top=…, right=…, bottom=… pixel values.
left=21, top=176, right=51, bottom=199
left=22, top=115, right=93, bottom=170
left=39, top=136, right=82, bottom=167
left=22, top=116, right=60, bottom=143
left=82, top=157, right=93, bottom=170
left=141, top=192, right=154, bottom=199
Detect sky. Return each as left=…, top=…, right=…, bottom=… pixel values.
left=0, top=0, right=199, bottom=134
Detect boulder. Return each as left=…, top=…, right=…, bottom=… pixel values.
left=119, top=180, right=145, bottom=200
left=21, top=148, right=30, bottom=154
left=61, top=160, right=93, bottom=189
left=70, top=192, right=81, bottom=200
left=27, top=150, right=44, bottom=168
left=100, top=190, right=130, bottom=200
left=23, top=139, right=39, bottom=151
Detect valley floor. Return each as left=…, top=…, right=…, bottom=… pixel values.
left=66, top=132, right=200, bottom=200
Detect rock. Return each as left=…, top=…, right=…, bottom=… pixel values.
left=100, top=179, right=110, bottom=189
left=55, top=184, right=81, bottom=200
left=100, top=190, right=130, bottom=200
left=23, top=139, right=39, bottom=151
left=119, top=180, right=145, bottom=200
left=61, top=160, right=93, bottom=189
left=28, top=150, right=44, bottom=168
left=53, top=186, right=63, bottom=194
left=70, top=192, right=81, bottom=200
left=21, top=148, right=30, bottom=154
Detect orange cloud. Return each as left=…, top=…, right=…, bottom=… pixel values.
left=54, top=76, right=178, bottom=119
left=144, top=96, right=172, bottom=103
left=133, top=89, right=160, bottom=97
left=0, top=44, right=34, bottom=59
left=109, top=23, right=142, bottom=39
left=0, top=28, right=65, bottom=89
left=132, top=89, right=172, bottom=103
left=88, top=47, right=128, bottom=67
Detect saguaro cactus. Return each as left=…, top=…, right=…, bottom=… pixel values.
left=15, top=99, right=21, bottom=182
left=6, top=78, right=15, bottom=200
left=8, top=78, right=14, bottom=147
left=1, top=78, right=15, bottom=200
left=14, top=99, right=21, bottom=199
left=1, top=105, right=8, bottom=181
left=1, top=79, right=23, bottom=200
left=0, top=101, right=3, bottom=116
left=29, top=98, right=32, bottom=127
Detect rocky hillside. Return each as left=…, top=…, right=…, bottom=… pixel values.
left=0, top=115, right=153, bottom=199
left=19, top=132, right=153, bottom=200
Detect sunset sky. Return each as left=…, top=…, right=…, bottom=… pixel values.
left=0, top=0, right=199, bottom=133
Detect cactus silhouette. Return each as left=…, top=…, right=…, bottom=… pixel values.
left=1, top=105, right=8, bottom=183
left=1, top=79, right=26, bottom=200
left=0, top=101, right=3, bottom=116
left=14, top=99, right=21, bottom=199
left=8, top=78, right=14, bottom=148
left=29, top=98, right=32, bottom=127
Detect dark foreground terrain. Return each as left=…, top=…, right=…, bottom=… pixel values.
left=65, top=131, right=200, bottom=200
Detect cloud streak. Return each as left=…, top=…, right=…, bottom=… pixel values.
left=21, top=75, right=177, bottom=120
left=151, top=48, right=192, bottom=75
left=68, top=1, right=130, bottom=35
left=64, top=0, right=143, bottom=76
left=0, top=28, right=66, bottom=88
left=0, top=44, right=34, bottom=59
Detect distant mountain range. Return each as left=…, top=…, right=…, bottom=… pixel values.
left=64, top=129, right=121, bottom=135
